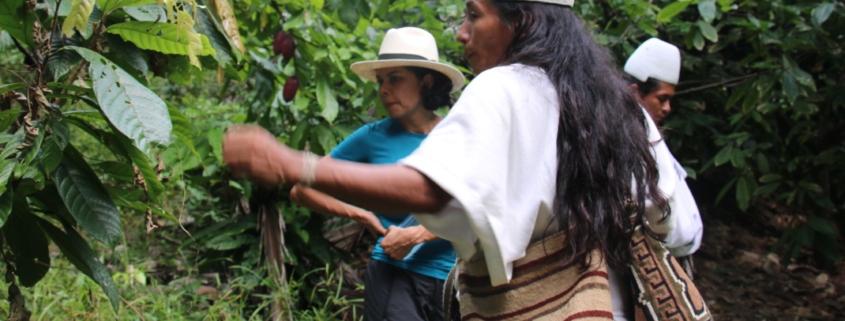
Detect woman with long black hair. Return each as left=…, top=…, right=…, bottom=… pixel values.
left=222, top=0, right=708, bottom=319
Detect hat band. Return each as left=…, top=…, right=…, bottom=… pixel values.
left=378, top=53, right=433, bottom=61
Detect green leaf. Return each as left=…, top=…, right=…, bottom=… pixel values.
left=0, top=107, right=21, bottom=132
left=206, top=234, right=252, bottom=251
left=35, top=217, right=120, bottom=312
left=290, top=122, right=308, bottom=149
left=47, top=33, right=84, bottom=81
left=755, top=183, right=780, bottom=197
left=0, top=158, right=15, bottom=196
left=97, top=161, right=135, bottom=182
left=698, top=0, right=717, bottom=22
left=0, top=189, right=13, bottom=228
left=124, top=3, right=166, bottom=22
left=62, top=0, right=95, bottom=37
left=736, top=177, right=750, bottom=211
left=315, top=125, right=336, bottom=153
left=0, top=0, right=36, bottom=49
left=167, top=104, right=204, bottom=167
left=106, top=21, right=215, bottom=57
left=105, top=33, right=149, bottom=77
left=97, top=0, right=154, bottom=13
left=0, top=82, right=25, bottom=95
left=714, top=145, right=732, bottom=166
left=114, top=132, right=165, bottom=205
left=658, top=1, right=690, bottom=22
left=197, top=7, right=233, bottom=66
left=312, top=0, right=325, bottom=10
left=759, top=174, right=782, bottom=183
left=41, top=136, right=64, bottom=175
left=317, top=78, right=339, bottom=123
left=807, top=217, right=837, bottom=238
left=54, top=144, right=123, bottom=247
left=69, top=46, right=172, bottom=149
left=781, top=71, right=798, bottom=104
left=208, top=128, right=223, bottom=164
left=812, top=3, right=835, bottom=26
left=697, top=20, right=718, bottom=42
left=3, top=199, right=50, bottom=287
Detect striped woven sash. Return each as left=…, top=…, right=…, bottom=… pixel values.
left=454, top=231, right=613, bottom=321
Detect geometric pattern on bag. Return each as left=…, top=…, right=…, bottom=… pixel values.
left=630, top=224, right=712, bottom=321
left=454, top=231, right=613, bottom=321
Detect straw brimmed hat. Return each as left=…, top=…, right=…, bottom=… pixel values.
left=351, top=27, right=466, bottom=93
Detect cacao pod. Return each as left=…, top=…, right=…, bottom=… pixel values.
left=273, top=30, right=287, bottom=55
left=283, top=76, right=299, bottom=102
left=280, top=35, right=296, bottom=61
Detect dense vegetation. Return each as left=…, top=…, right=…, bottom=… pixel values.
left=0, top=0, right=842, bottom=319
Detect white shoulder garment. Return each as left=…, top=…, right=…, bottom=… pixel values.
left=399, top=64, right=559, bottom=286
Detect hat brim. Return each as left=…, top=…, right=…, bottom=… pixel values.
left=350, top=59, right=466, bottom=93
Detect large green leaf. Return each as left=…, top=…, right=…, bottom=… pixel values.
left=47, top=32, right=83, bottom=81
left=3, top=198, right=50, bottom=287
left=197, top=7, right=233, bottom=66
left=697, top=20, right=718, bottom=42
left=41, top=136, right=64, bottom=175
left=69, top=46, right=172, bottom=149
left=97, top=0, right=154, bottom=13
left=35, top=217, right=120, bottom=312
left=812, top=2, right=835, bottom=27
left=105, top=21, right=216, bottom=57
left=0, top=189, right=14, bottom=228
left=53, top=144, right=123, bottom=247
left=105, top=33, right=149, bottom=77
left=62, top=0, right=95, bottom=37
left=317, top=77, right=339, bottom=123
left=0, top=0, right=36, bottom=49
left=0, top=158, right=17, bottom=196
left=657, top=1, right=690, bottom=22
left=167, top=104, right=204, bottom=166
left=114, top=131, right=165, bottom=205
left=124, top=3, right=167, bottom=22
left=697, top=0, right=716, bottom=22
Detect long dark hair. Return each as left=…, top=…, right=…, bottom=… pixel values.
left=491, top=1, right=669, bottom=270
left=407, top=66, right=455, bottom=110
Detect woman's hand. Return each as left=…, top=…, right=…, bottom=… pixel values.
left=222, top=125, right=298, bottom=187
left=380, top=226, right=438, bottom=261
left=355, top=210, right=388, bottom=236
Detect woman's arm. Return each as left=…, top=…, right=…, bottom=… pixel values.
left=222, top=125, right=452, bottom=214
left=290, top=183, right=387, bottom=236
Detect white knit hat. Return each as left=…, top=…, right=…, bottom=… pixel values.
left=624, top=38, right=682, bottom=85
left=351, top=27, right=466, bottom=93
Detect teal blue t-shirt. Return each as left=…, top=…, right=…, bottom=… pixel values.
left=330, top=118, right=456, bottom=280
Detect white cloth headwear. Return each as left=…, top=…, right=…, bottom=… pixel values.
left=623, top=38, right=681, bottom=85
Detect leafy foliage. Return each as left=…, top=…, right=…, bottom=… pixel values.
left=0, top=0, right=842, bottom=318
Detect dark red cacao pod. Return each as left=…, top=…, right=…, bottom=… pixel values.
left=273, top=30, right=287, bottom=55
left=280, top=35, right=296, bottom=61
left=283, top=76, right=299, bottom=102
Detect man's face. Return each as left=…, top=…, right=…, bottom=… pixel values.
left=636, top=81, right=676, bottom=124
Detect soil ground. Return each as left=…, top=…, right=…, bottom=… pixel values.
left=693, top=205, right=845, bottom=320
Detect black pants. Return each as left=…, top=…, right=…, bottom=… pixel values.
left=364, top=259, right=445, bottom=321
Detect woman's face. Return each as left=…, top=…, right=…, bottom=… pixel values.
left=375, top=67, right=430, bottom=119
left=457, top=0, right=514, bottom=74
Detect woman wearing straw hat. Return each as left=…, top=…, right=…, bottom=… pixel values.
left=289, top=27, right=464, bottom=321
left=223, top=0, right=711, bottom=319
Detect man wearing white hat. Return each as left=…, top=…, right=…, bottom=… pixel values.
left=615, top=38, right=705, bottom=320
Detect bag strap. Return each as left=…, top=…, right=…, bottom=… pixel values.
left=442, top=262, right=460, bottom=321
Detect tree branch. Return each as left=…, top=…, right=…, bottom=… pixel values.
left=675, top=73, right=761, bottom=96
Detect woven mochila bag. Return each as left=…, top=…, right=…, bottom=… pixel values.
left=443, top=223, right=712, bottom=320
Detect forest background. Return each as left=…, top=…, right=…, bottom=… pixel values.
left=0, top=0, right=843, bottom=319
